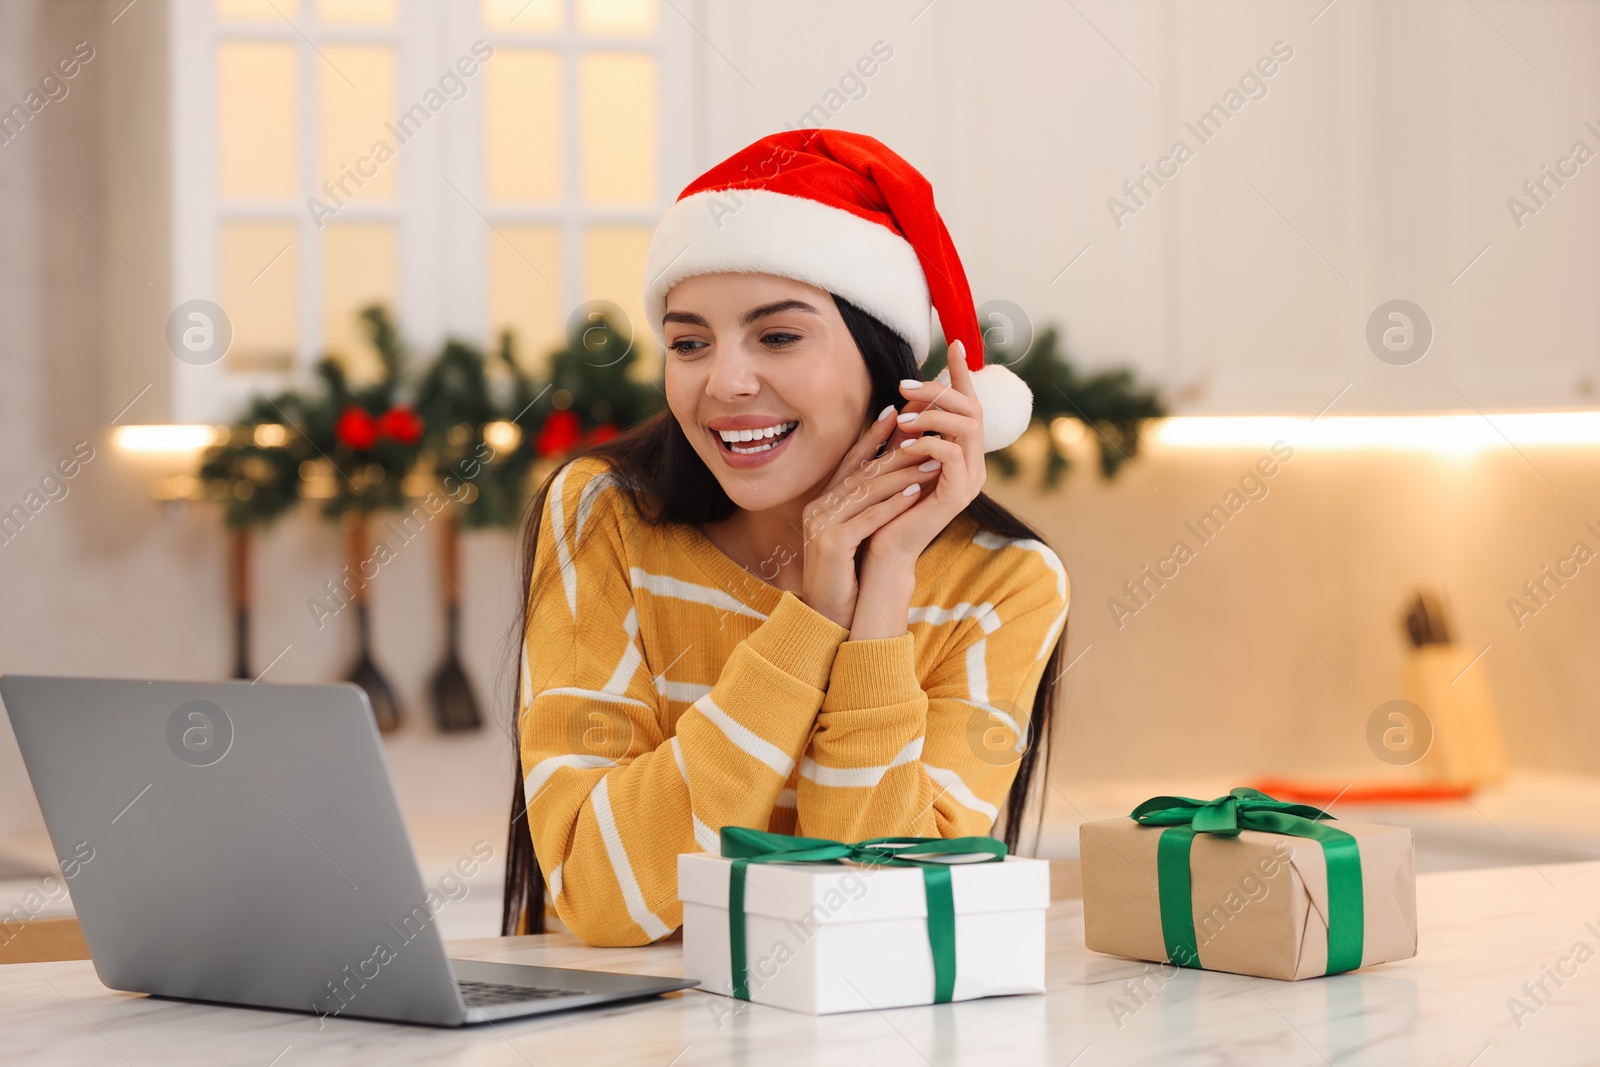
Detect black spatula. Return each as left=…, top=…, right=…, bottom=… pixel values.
left=429, top=512, right=483, bottom=731
left=229, top=527, right=251, bottom=679
left=345, top=513, right=401, bottom=732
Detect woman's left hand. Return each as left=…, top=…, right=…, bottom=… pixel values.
left=863, top=339, right=986, bottom=565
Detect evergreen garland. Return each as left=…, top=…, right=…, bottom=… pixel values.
left=414, top=332, right=533, bottom=530
left=311, top=305, right=428, bottom=521
left=196, top=390, right=315, bottom=530
left=194, top=304, right=1163, bottom=530
left=925, top=326, right=1165, bottom=489
left=524, top=307, right=664, bottom=461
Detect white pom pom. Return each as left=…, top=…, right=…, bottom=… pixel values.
left=934, top=361, right=1034, bottom=452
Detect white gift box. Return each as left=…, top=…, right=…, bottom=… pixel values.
left=678, top=852, right=1050, bottom=1015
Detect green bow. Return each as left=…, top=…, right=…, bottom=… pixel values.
left=1129, top=787, right=1364, bottom=975
left=718, top=826, right=1007, bottom=1002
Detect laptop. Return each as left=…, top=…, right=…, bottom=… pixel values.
left=0, top=673, right=697, bottom=1027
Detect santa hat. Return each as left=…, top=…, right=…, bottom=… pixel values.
left=642, top=129, right=1033, bottom=452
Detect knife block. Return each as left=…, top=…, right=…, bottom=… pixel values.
left=1401, top=644, right=1508, bottom=788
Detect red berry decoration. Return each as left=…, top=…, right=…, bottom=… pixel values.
left=536, top=409, right=581, bottom=457
left=335, top=406, right=379, bottom=450
left=379, top=405, right=423, bottom=445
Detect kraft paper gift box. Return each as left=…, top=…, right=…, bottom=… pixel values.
left=1080, top=788, right=1417, bottom=982
left=678, top=828, right=1050, bottom=1015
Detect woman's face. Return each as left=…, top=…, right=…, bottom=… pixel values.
left=662, top=272, right=874, bottom=512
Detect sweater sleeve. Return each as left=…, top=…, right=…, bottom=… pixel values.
left=794, top=537, right=1069, bottom=843
left=518, top=458, right=850, bottom=946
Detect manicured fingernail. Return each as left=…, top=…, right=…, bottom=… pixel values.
left=896, top=411, right=918, bottom=424
left=902, top=483, right=921, bottom=496
left=950, top=339, right=965, bottom=359
left=899, top=438, right=918, bottom=449
left=899, top=379, right=923, bottom=391
left=876, top=404, right=896, bottom=422
left=918, top=459, right=941, bottom=471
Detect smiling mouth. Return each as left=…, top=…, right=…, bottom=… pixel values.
left=715, top=421, right=799, bottom=455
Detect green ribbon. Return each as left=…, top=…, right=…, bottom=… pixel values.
left=718, top=826, right=1006, bottom=1003
left=1129, top=787, right=1365, bottom=975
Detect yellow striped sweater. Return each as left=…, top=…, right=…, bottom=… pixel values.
left=518, top=455, right=1070, bottom=946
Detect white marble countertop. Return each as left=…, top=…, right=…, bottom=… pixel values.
left=4, top=859, right=1598, bottom=1065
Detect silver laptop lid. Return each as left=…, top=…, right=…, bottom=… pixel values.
left=1, top=675, right=468, bottom=1027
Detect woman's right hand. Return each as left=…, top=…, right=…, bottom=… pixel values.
left=799, top=403, right=943, bottom=630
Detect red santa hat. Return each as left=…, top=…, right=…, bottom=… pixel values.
left=642, top=129, right=1033, bottom=452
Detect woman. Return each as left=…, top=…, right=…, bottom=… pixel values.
left=502, top=130, right=1070, bottom=945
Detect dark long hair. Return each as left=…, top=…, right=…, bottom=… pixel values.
left=500, top=294, right=1069, bottom=936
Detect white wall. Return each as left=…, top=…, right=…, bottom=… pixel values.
left=985, top=435, right=1600, bottom=786
left=693, top=0, right=1600, bottom=413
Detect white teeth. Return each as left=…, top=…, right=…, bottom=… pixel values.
left=716, top=421, right=796, bottom=444
left=718, top=420, right=797, bottom=455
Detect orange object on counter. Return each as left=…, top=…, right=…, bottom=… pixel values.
left=1247, top=778, right=1467, bottom=806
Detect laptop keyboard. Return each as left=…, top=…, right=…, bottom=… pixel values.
left=458, top=979, right=587, bottom=1007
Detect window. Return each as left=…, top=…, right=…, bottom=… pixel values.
left=170, top=0, right=668, bottom=422
left=477, top=0, right=660, bottom=375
